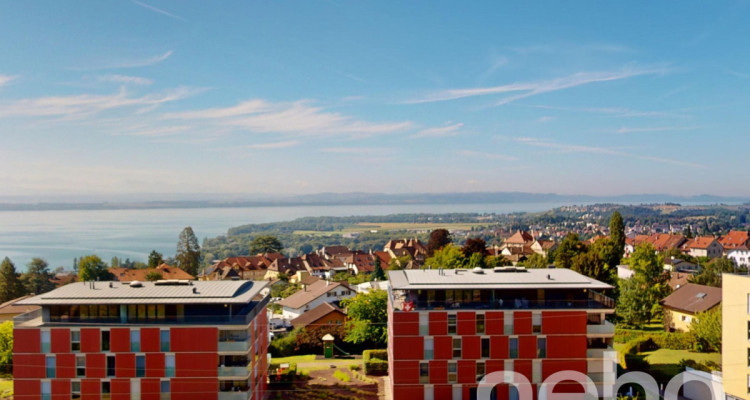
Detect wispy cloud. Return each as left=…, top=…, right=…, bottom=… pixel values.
left=132, top=0, right=186, bottom=21
left=245, top=140, right=301, bottom=149
left=72, top=51, right=174, bottom=70
left=165, top=99, right=413, bottom=138
left=407, top=65, right=669, bottom=105
left=320, top=147, right=395, bottom=155
left=0, top=75, right=16, bottom=87
left=98, top=75, right=154, bottom=86
left=123, top=125, right=190, bottom=137
left=725, top=69, right=750, bottom=79
left=456, top=149, right=517, bottom=161
left=617, top=126, right=701, bottom=134
left=509, top=42, right=633, bottom=55
left=520, top=104, right=689, bottom=119
left=536, top=116, right=555, bottom=123
left=411, top=122, right=464, bottom=139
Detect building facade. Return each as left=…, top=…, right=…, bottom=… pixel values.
left=13, top=280, right=269, bottom=400
left=723, top=274, right=750, bottom=400
left=387, top=267, right=616, bottom=400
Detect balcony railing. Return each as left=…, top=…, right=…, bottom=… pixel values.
left=586, top=320, right=615, bottom=336
left=586, top=346, right=614, bottom=359
left=218, top=366, right=250, bottom=378
left=218, top=340, right=250, bottom=352
left=218, top=392, right=250, bottom=400
left=13, top=308, right=42, bottom=327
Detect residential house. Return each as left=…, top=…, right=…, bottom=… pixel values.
left=659, top=283, right=721, bottom=332
left=290, top=302, right=347, bottom=330
left=530, top=239, right=557, bottom=257
left=345, top=251, right=376, bottom=275
left=0, top=295, right=39, bottom=322
left=663, top=257, right=699, bottom=273
left=264, top=257, right=307, bottom=281
left=645, top=234, right=687, bottom=253
left=354, top=280, right=390, bottom=294
left=682, top=236, right=724, bottom=259
left=200, top=254, right=285, bottom=281
left=384, top=238, right=428, bottom=266
left=727, top=246, right=750, bottom=268
left=108, top=263, right=195, bottom=282
left=718, top=230, right=750, bottom=255
left=276, top=279, right=355, bottom=320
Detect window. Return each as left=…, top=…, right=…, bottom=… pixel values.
left=76, top=355, right=85, bottom=377
left=532, top=360, right=542, bottom=384
left=419, top=313, right=429, bottom=335
left=131, top=380, right=140, bottom=400
left=448, top=314, right=457, bottom=334
left=419, top=362, right=429, bottom=384
left=481, top=337, right=490, bottom=358
left=510, top=386, right=520, bottom=400
left=131, top=330, right=141, bottom=352
left=424, top=338, right=434, bottom=360
left=476, top=314, right=485, bottom=334
left=165, top=355, right=175, bottom=377
left=504, top=360, right=513, bottom=372
left=101, top=330, right=110, bottom=352
left=160, top=330, right=170, bottom=352
left=504, top=312, right=513, bottom=335
left=71, top=330, right=81, bottom=352
left=136, top=355, right=146, bottom=378
left=41, top=381, right=51, bottom=400
left=509, top=338, right=518, bottom=359
left=45, top=355, right=55, bottom=378
left=102, top=381, right=111, bottom=400
left=476, top=361, right=485, bottom=380
left=160, top=380, right=170, bottom=400
left=448, top=362, right=457, bottom=383
left=41, top=331, right=51, bottom=353
left=537, top=337, right=547, bottom=358
left=453, top=338, right=462, bottom=358
left=532, top=312, right=542, bottom=334
left=747, top=348, right=750, bottom=368
left=71, top=381, right=81, bottom=400
left=452, top=385, right=462, bottom=400
left=106, top=356, right=116, bottom=377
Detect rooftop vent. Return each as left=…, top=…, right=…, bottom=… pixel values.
left=472, top=267, right=484, bottom=274
left=696, top=292, right=707, bottom=299
left=129, top=281, right=143, bottom=288
left=154, top=280, right=191, bottom=286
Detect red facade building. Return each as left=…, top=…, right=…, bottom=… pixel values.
left=13, top=279, right=269, bottom=400
left=387, top=267, right=615, bottom=400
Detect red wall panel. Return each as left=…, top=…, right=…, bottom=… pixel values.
left=514, top=311, right=532, bottom=335
left=519, top=336, right=537, bottom=359
left=14, top=379, right=40, bottom=398
left=485, top=360, right=505, bottom=374
left=172, top=378, right=218, bottom=400
left=429, top=360, right=447, bottom=384
left=85, top=353, right=106, bottom=378
left=141, top=378, right=161, bottom=400
left=433, top=336, right=453, bottom=360
left=141, top=328, right=161, bottom=352
left=462, top=335, right=481, bottom=360
left=457, top=311, right=476, bottom=335
left=81, top=378, right=100, bottom=400
left=546, top=335, right=587, bottom=359
left=115, top=353, right=136, bottom=378
left=13, top=328, right=40, bottom=353
left=514, top=359, right=532, bottom=382
left=52, top=379, right=71, bottom=400
left=434, top=385, right=452, bottom=400
left=50, top=328, right=70, bottom=353
left=429, top=311, right=447, bottom=336
left=542, top=360, right=587, bottom=380
left=112, top=378, right=131, bottom=400
left=110, top=328, right=130, bottom=353
left=56, top=353, right=76, bottom=378
left=145, top=353, right=165, bottom=378
left=80, top=328, right=100, bottom=353
left=392, top=311, right=419, bottom=336
left=176, top=353, right=217, bottom=377
left=392, top=336, right=423, bottom=360
left=14, top=354, right=45, bottom=378
left=392, top=360, right=419, bottom=384
left=393, top=385, right=424, bottom=400
left=171, top=327, right=217, bottom=352
left=457, top=359, right=475, bottom=384
left=490, top=336, right=508, bottom=359
left=542, top=311, right=587, bottom=335
left=485, top=311, right=504, bottom=335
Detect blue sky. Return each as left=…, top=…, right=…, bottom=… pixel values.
left=1, top=1, right=749, bottom=198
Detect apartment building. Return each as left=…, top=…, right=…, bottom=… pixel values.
left=387, top=267, right=616, bottom=400
left=723, top=273, right=750, bottom=400
left=13, top=279, right=270, bottom=400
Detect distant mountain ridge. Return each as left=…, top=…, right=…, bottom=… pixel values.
left=0, top=192, right=747, bottom=211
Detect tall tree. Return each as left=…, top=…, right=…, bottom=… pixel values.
left=176, top=227, right=201, bottom=276
left=553, top=233, right=587, bottom=270
left=424, top=244, right=465, bottom=269
left=341, top=290, right=388, bottom=346
left=518, top=253, right=549, bottom=269
left=689, top=257, right=738, bottom=287
left=616, top=277, right=651, bottom=327
left=370, top=258, right=386, bottom=281
left=427, top=229, right=452, bottom=256
left=110, top=256, right=120, bottom=268
left=608, top=210, right=626, bottom=266
left=78, top=255, right=112, bottom=282
left=0, top=258, right=24, bottom=302
left=0, top=321, right=13, bottom=373
left=147, top=250, right=164, bottom=269
left=22, top=258, right=55, bottom=295
left=628, top=244, right=670, bottom=322
left=690, top=308, right=721, bottom=352
left=249, top=235, right=284, bottom=255
left=461, top=237, right=487, bottom=258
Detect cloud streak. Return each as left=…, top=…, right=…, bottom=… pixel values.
left=0, top=75, right=16, bottom=87
left=456, top=150, right=517, bottom=161
left=411, top=122, right=464, bottom=138
left=132, top=1, right=186, bottom=21
left=616, top=126, right=701, bottom=134
left=99, top=75, right=154, bottom=85
left=72, top=51, right=174, bottom=70
left=407, top=66, right=669, bottom=105
left=245, top=140, right=301, bottom=149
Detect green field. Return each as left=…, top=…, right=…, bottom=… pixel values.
left=0, top=380, right=12, bottom=399
left=294, top=222, right=481, bottom=236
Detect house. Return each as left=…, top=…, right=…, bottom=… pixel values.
left=0, top=295, right=40, bottom=322
left=13, top=280, right=270, bottom=400
left=624, top=235, right=650, bottom=257
left=727, top=246, right=750, bottom=268
left=301, top=253, right=348, bottom=279
left=530, top=239, right=557, bottom=257
left=108, top=263, right=195, bottom=282
left=718, top=230, right=750, bottom=255
left=345, top=251, right=376, bottom=275
left=354, top=280, right=389, bottom=294
left=276, top=279, right=355, bottom=320
left=682, top=236, right=723, bottom=259
left=201, top=253, right=285, bottom=281
left=289, top=302, right=347, bottom=330
left=663, top=257, right=699, bottom=273
left=645, top=234, right=687, bottom=253
left=659, top=283, right=721, bottom=332
left=617, top=265, right=635, bottom=280
left=503, top=230, right=535, bottom=248
left=264, top=257, right=307, bottom=281
left=384, top=238, right=427, bottom=265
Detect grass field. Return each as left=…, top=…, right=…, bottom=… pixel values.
left=0, top=380, right=12, bottom=399
left=642, top=349, right=721, bottom=365
left=294, top=222, right=481, bottom=236
left=270, top=355, right=317, bottom=364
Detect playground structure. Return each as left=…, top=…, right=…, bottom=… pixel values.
left=322, top=333, right=350, bottom=358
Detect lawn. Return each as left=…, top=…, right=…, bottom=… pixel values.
left=642, top=349, right=721, bottom=365
left=0, top=380, right=12, bottom=399
left=271, top=355, right=317, bottom=364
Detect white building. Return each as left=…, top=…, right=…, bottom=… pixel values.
left=276, top=279, right=355, bottom=320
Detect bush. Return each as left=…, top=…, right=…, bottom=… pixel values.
left=650, top=331, right=693, bottom=351
left=363, top=358, right=388, bottom=376
left=268, top=362, right=297, bottom=384
left=269, top=329, right=299, bottom=357
left=333, top=369, right=351, bottom=382
left=363, top=349, right=388, bottom=361
left=678, top=359, right=721, bottom=373
left=348, top=364, right=361, bottom=371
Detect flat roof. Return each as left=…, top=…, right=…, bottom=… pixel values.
left=16, top=280, right=269, bottom=305
left=388, top=268, right=613, bottom=290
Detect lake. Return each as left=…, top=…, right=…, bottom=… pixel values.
left=0, top=202, right=578, bottom=269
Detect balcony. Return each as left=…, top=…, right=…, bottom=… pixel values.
left=586, top=320, right=615, bottom=336
left=586, top=347, right=615, bottom=359
left=218, top=341, right=250, bottom=352
left=218, top=366, right=250, bottom=378
left=218, top=392, right=250, bottom=400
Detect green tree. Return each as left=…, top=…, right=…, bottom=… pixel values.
left=0, top=321, right=13, bottom=373
left=110, top=256, right=120, bottom=268
left=609, top=210, right=626, bottom=264
left=466, top=252, right=486, bottom=269
left=427, top=229, right=452, bottom=256
left=176, top=227, right=201, bottom=276
left=553, top=233, right=587, bottom=270
left=689, top=257, right=737, bottom=287
left=147, top=250, right=164, bottom=268
left=0, top=258, right=24, bottom=303
left=485, top=255, right=512, bottom=268
left=145, top=271, right=163, bottom=282
left=424, top=244, right=466, bottom=269
left=616, top=277, right=651, bottom=327
left=690, top=308, right=721, bottom=352
left=518, top=253, right=549, bottom=269
left=78, top=255, right=113, bottom=281
left=571, top=250, right=614, bottom=284
left=341, top=290, right=388, bottom=346
left=388, top=255, right=412, bottom=270
left=22, top=258, right=55, bottom=295
left=249, top=235, right=284, bottom=255
left=628, top=244, right=670, bottom=323
left=371, top=258, right=386, bottom=281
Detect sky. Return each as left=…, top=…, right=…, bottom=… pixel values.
left=1, top=1, right=749, bottom=199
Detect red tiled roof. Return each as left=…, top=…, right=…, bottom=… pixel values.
left=683, top=236, right=717, bottom=250
left=718, top=231, right=750, bottom=250
left=290, top=302, right=347, bottom=329
left=506, top=231, right=534, bottom=245
left=108, top=264, right=194, bottom=282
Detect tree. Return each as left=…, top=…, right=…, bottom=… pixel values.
left=461, top=237, right=487, bottom=258
left=22, top=258, right=55, bottom=295
left=466, top=252, right=486, bottom=269
left=609, top=210, right=626, bottom=266
left=553, top=233, right=587, bottom=270
left=78, top=255, right=113, bottom=282
left=627, top=244, right=670, bottom=323
left=0, top=258, right=24, bottom=303
left=683, top=225, right=694, bottom=239
left=249, top=235, right=284, bottom=255
left=427, top=229, right=452, bottom=256
left=690, top=308, right=721, bottom=352
left=371, top=258, right=386, bottom=281
left=424, top=245, right=465, bottom=269
left=616, top=277, right=651, bottom=327
left=110, top=256, right=120, bottom=268
left=144, top=271, right=163, bottom=282
left=690, top=257, right=738, bottom=287
left=485, top=255, right=511, bottom=268
left=571, top=250, right=614, bottom=284
left=518, top=253, right=549, bottom=269
left=0, top=321, right=13, bottom=373
left=147, top=250, right=164, bottom=269
left=176, top=227, right=201, bottom=276
left=388, top=255, right=412, bottom=270
left=341, top=290, right=388, bottom=346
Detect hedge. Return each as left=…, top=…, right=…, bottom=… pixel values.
left=364, top=359, right=388, bottom=376
left=268, top=362, right=297, bottom=384
left=615, top=329, right=694, bottom=351
left=363, top=349, right=388, bottom=361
